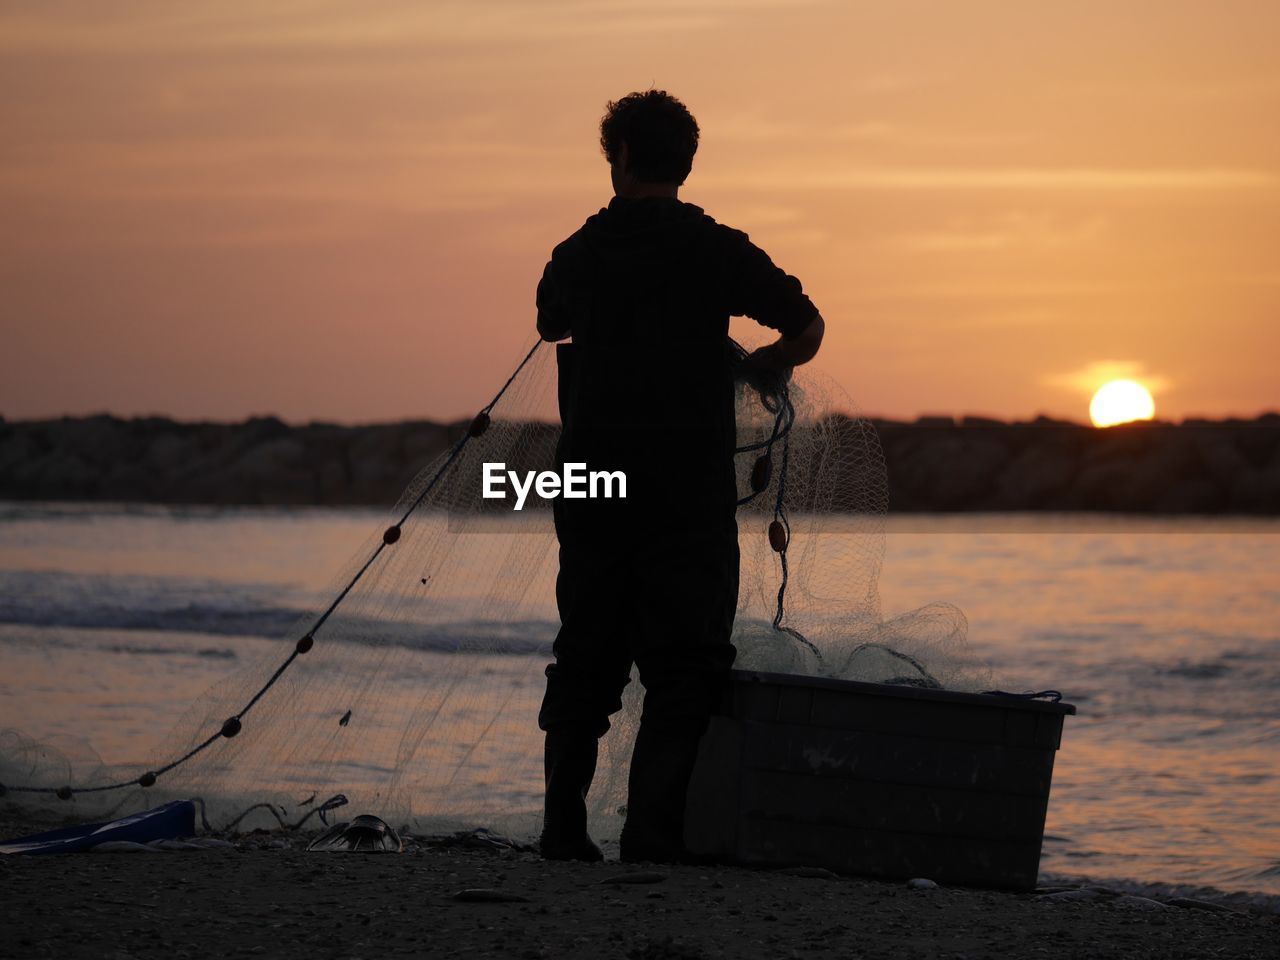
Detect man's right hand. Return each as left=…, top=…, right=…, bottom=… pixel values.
left=735, top=346, right=794, bottom=397
left=734, top=313, right=824, bottom=393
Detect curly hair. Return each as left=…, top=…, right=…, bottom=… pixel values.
left=600, top=90, right=700, bottom=186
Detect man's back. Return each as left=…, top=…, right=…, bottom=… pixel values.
left=538, top=195, right=817, bottom=529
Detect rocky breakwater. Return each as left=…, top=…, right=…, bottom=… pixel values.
left=0, top=413, right=1277, bottom=513
left=0, top=415, right=482, bottom=506
left=871, top=414, right=1280, bottom=513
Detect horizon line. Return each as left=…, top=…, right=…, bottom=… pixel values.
left=4, top=409, right=1278, bottom=431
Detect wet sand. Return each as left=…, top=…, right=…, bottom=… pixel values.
left=1, top=832, right=1275, bottom=960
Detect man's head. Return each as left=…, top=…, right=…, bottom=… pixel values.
left=600, top=90, right=699, bottom=192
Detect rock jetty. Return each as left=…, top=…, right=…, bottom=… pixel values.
left=0, top=413, right=1276, bottom=513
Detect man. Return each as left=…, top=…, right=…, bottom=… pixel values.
left=535, top=90, right=824, bottom=863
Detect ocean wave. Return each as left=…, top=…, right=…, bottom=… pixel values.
left=0, top=569, right=557, bottom=653
left=102, top=643, right=238, bottom=659
left=0, top=502, right=386, bottom=522
left=1039, top=871, right=1280, bottom=916
left=0, top=567, right=310, bottom=638
left=1, top=599, right=310, bottom=638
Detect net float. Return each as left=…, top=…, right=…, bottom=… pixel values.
left=751, top=453, right=772, bottom=492
left=768, top=519, right=788, bottom=552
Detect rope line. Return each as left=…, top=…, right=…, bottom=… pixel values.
left=236, top=651, right=300, bottom=723
left=735, top=388, right=795, bottom=506
left=833, top=642, right=941, bottom=688
left=725, top=339, right=816, bottom=662
left=770, top=407, right=792, bottom=634
left=2, top=340, right=544, bottom=804
left=150, top=731, right=225, bottom=779
left=764, top=389, right=823, bottom=664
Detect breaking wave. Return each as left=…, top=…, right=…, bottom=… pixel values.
left=0, top=569, right=557, bottom=653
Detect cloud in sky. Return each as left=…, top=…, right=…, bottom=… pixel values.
left=892, top=212, right=1110, bottom=253
left=721, top=167, right=1278, bottom=193
left=0, top=0, right=821, bottom=52
left=1045, top=361, right=1173, bottom=397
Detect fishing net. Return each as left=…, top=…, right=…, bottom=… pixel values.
left=1, top=335, right=988, bottom=839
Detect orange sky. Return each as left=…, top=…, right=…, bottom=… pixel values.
left=2, top=1, right=1277, bottom=424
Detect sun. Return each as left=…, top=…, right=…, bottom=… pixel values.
left=1089, top=379, right=1155, bottom=427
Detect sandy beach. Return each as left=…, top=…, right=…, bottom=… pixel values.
left=1, top=822, right=1275, bottom=960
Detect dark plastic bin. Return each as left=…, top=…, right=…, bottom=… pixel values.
left=683, top=670, right=1075, bottom=890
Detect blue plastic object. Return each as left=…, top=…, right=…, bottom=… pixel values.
left=0, top=800, right=197, bottom=855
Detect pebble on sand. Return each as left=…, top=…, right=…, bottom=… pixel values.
left=451, top=888, right=532, bottom=903
left=599, top=871, right=668, bottom=885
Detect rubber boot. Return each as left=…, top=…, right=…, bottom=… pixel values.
left=539, top=731, right=604, bottom=862
left=618, top=725, right=705, bottom=864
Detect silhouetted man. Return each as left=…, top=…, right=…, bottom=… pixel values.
left=536, top=90, right=824, bottom=862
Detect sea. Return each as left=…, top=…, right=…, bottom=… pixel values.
left=0, top=502, right=1276, bottom=907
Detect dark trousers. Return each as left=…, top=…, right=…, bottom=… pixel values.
left=537, top=517, right=739, bottom=742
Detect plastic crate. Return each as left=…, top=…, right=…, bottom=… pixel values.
left=684, top=669, right=1075, bottom=890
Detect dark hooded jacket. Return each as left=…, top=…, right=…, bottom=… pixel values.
left=537, top=196, right=817, bottom=540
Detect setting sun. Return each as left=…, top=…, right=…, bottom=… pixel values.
left=1090, top=379, right=1156, bottom=427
